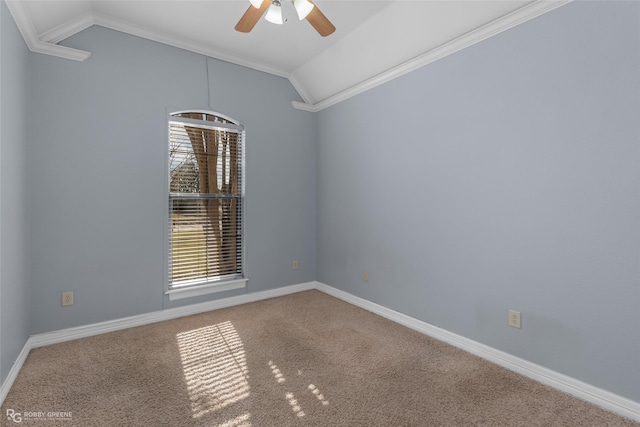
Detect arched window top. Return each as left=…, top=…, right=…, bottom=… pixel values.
left=170, top=111, right=242, bottom=129
left=167, top=109, right=245, bottom=299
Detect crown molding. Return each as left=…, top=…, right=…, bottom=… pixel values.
left=287, top=73, right=314, bottom=106
left=5, top=2, right=287, bottom=77
left=292, top=0, right=572, bottom=112
left=90, top=12, right=290, bottom=79
left=39, top=12, right=95, bottom=44
left=4, top=0, right=91, bottom=62
left=7, top=0, right=571, bottom=110
left=290, top=100, right=318, bottom=113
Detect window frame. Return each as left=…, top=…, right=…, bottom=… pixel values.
left=164, top=110, right=247, bottom=301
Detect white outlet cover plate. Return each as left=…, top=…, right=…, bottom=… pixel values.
left=509, top=309, right=521, bottom=328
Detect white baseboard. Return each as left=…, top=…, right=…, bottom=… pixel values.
left=29, top=281, right=316, bottom=349
left=0, top=281, right=315, bottom=404
left=315, top=282, right=640, bottom=423
left=0, top=343, right=31, bottom=405
left=2, top=280, right=639, bottom=423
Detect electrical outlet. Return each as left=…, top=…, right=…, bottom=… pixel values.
left=292, top=260, right=299, bottom=270
left=62, top=292, right=74, bottom=307
left=363, top=272, right=369, bottom=282
left=509, top=309, right=521, bottom=329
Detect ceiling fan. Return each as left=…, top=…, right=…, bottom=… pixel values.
left=235, top=0, right=336, bottom=37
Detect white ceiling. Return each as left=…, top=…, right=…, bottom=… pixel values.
left=9, top=0, right=570, bottom=110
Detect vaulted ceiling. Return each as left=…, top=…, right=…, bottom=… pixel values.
left=6, top=0, right=570, bottom=111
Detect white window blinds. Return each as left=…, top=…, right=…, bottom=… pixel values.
left=168, top=112, right=244, bottom=289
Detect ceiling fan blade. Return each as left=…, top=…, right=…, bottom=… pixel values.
left=235, top=1, right=270, bottom=33
left=306, top=2, right=335, bottom=37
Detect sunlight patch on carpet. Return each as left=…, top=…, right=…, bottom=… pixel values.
left=268, top=360, right=286, bottom=384
left=214, top=412, right=252, bottom=427
left=177, top=321, right=250, bottom=419
left=285, top=392, right=306, bottom=417
left=268, top=360, right=309, bottom=418
left=309, top=384, right=329, bottom=406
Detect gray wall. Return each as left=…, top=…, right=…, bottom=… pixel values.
left=3, top=0, right=638, bottom=406
left=0, top=2, right=32, bottom=383
left=316, top=1, right=640, bottom=402
left=29, top=26, right=316, bottom=333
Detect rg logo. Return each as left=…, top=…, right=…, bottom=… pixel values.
left=6, top=409, right=22, bottom=423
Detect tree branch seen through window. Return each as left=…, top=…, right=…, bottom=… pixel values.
left=168, top=112, right=244, bottom=287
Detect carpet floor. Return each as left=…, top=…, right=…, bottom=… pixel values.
left=2, top=290, right=638, bottom=426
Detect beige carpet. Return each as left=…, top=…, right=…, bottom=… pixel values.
left=2, top=290, right=638, bottom=426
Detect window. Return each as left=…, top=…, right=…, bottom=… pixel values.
left=166, top=111, right=245, bottom=300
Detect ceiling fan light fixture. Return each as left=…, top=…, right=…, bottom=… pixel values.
left=293, top=0, right=314, bottom=20
left=249, top=0, right=264, bottom=9
left=265, top=1, right=284, bottom=25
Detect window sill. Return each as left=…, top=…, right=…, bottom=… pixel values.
left=165, top=278, right=247, bottom=301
